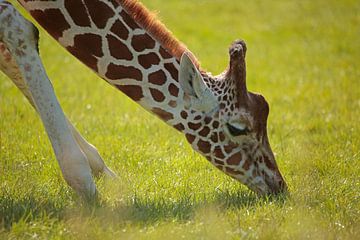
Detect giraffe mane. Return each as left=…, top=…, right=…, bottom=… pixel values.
left=118, top=0, right=200, bottom=68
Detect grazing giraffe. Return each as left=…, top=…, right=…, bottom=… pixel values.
left=0, top=0, right=287, bottom=199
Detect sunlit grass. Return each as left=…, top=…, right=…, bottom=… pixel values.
left=1, top=0, right=359, bottom=239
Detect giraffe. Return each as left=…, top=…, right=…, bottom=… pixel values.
left=0, top=0, right=287, bottom=199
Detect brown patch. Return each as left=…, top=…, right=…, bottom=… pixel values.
left=67, top=46, right=97, bottom=71
left=110, top=19, right=129, bottom=40
left=224, top=142, right=237, bottom=153
left=64, top=0, right=91, bottom=27
left=30, top=9, right=70, bottom=40
left=212, top=121, right=219, bottom=128
left=159, top=47, right=172, bottom=59
left=119, top=0, right=199, bottom=65
left=198, top=127, right=210, bottom=137
left=204, top=117, right=212, bottom=124
left=226, top=152, right=242, bottom=166
left=152, top=108, right=173, bottom=121
left=188, top=122, right=202, bottom=131
left=74, top=33, right=103, bottom=57
left=164, top=63, right=178, bottom=80
left=173, top=123, right=185, bottom=131
left=180, top=111, right=188, bottom=119
left=194, top=115, right=202, bottom=121
left=148, top=70, right=166, bottom=85
left=116, top=85, right=143, bottom=101
left=197, top=139, right=211, bottom=154
left=83, top=0, right=114, bottom=29
left=106, top=35, right=132, bottom=60
left=210, top=133, right=218, bottom=143
left=138, top=53, right=160, bottom=69
left=242, top=159, right=251, bottom=171
left=185, top=134, right=196, bottom=144
left=219, top=132, right=226, bottom=142
left=168, top=100, right=177, bottom=108
left=168, top=83, right=179, bottom=97
left=214, top=159, right=224, bottom=165
left=67, top=33, right=103, bottom=71
left=216, top=165, right=224, bottom=171
left=120, top=10, right=140, bottom=30
left=106, top=63, right=142, bottom=81
left=131, top=34, right=155, bottom=52
left=263, top=155, right=276, bottom=170
left=226, top=167, right=243, bottom=175
left=214, top=147, right=225, bottom=159
left=150, top=88, right=165, bottom=102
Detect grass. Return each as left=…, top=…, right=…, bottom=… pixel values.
left=1, top=0, right=359, bottom=239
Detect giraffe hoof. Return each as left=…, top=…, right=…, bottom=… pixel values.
left=103, top=166, right=117, bottom=179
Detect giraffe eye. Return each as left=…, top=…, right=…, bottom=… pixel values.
left=226, top=123, right=249, bottom=136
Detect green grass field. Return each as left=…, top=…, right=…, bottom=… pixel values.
left=1, top=0, right=359, bottom=239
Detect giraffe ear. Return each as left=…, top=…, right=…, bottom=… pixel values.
left=179, top=52, right=218, bottom=112
left=179, top=52, right=203, bottom=98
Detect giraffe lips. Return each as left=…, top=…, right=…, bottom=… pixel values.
left=264, top=174, right=288, bottom=195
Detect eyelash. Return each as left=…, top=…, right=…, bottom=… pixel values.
left=226, top=123, right=249, bottom=136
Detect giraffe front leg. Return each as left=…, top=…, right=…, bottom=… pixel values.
left=0, top=40, right=116, bottom=179
left=0, top=1, right=96, bottom=200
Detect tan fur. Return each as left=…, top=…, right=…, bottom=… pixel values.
left=118, top=0, right=200, bottom=68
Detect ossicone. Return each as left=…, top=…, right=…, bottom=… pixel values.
left=228, top=39, right=248, bottom=105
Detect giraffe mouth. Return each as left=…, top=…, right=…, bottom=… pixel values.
left=249, top=182, right=287, bottom=196
left=245, top=171, right=288, bottom=196
left=263, top=174, right=288, bottom=195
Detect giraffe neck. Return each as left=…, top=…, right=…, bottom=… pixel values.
left=19, top=0, right=205, bottom=132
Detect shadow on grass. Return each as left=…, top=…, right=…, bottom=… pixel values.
left=0, top=189, right=288, bottom=229
left=0, top=194, right=66, bottom=229
left=117, top=190, right=259, bottom=223
left=119, top=189, right=288, bottom=223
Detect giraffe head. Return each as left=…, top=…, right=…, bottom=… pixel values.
left=179, top=40, right=287, bottom=195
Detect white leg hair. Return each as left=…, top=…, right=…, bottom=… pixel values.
left=0, top=2, right=115, bottom=199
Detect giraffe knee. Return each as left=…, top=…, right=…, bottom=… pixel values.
left=0, top=1, right=39, bottom=52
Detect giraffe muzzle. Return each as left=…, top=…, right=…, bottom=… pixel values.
left=264, top=172, right=288, bottom=195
